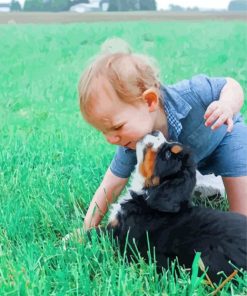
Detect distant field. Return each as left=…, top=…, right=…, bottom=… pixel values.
left=0, top=21, right=247, bottom=294
left=0, top=11, right=247, bottom=24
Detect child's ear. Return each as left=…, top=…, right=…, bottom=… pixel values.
left=142, top=88, right=159, bottom=112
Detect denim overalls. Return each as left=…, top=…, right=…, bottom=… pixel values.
left=110, top=75, right=247, bottom=178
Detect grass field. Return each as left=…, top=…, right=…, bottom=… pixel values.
left=0, top=20, right=247, bottom=295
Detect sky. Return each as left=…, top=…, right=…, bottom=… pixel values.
left=156, top=0, right=231, bottom=10
left=0, top=0, right=232, bottom=10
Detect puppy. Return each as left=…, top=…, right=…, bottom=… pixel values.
left=104, top=131, right=247, bottom=283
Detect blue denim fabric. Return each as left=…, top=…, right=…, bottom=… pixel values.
left=110, top=74, right=246, bottom=178
left=198, top=117, right=247, bottom=177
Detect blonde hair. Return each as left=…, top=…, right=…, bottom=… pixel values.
left=78, top=38, right=161, bottom=118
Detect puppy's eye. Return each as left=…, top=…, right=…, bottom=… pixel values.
left=165, top=150, right=172, bottom=159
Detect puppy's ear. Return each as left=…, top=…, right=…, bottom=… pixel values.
left=171, top=144, right=183, bottom=154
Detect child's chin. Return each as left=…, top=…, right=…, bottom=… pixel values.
left=128, top=142, right=137, bottom=150
left=123, top=143, right=136, bottom=150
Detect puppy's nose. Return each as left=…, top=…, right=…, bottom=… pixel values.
left=151, top=131, right=168, bottom=144
left=151, top=130, right=160, bottom=137
left=140, top=132, right=166, bottom=151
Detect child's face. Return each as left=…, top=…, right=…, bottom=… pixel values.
left=85, top=76, right=159, bottom=150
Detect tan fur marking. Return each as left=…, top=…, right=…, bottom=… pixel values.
left=109, top=218, right=119, bottom=227
left=171, top=145, right=183, bottom=154
left=140, top=147, right=160, bottom=187
left=144, top=176, right=160, bottom=188
left=140, top=147, right=157, bottom=178
left=152, top=176, right=160, bottom=186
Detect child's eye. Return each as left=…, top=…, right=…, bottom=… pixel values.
left=165, top=150, right=172, bottom=159
left=114, top=125, right=124, bottom=130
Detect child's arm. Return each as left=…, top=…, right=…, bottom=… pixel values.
left=204, top=77, right=244, bottom=132
left=84, top=167, right=128, bottom=230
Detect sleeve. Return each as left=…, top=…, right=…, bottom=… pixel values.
left=190, top=74, right=227, bottom=108
left=110, top=146, right=137, bottom=178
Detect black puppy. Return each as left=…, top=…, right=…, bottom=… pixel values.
left=102, top=132, right=247, bottom=283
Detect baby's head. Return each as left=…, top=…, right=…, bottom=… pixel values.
left=78, top=38, right=163, bottom=150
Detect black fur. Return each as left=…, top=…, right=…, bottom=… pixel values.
left=145, top=143, right=196, bottom=212
left=97, top=141, right=247, bottom=283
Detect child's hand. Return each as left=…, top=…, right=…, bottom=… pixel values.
left=204, top=101, right=234, bottom=132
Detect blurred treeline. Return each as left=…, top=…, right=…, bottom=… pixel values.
left=23, top=0, right=88, bottom=12
left=10, top=0, right=156, bottom=12
left=8, top=0, right=247, bottom=12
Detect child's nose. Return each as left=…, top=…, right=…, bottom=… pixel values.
left=106, top=135, right=121, bottom=144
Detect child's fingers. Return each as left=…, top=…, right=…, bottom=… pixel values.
left=226, top=118, right=234, bottom=132
left=211, top=114, right=227, bottom=130
left=205, top=109, right=222, bottom=127
left=204, top=102, right=234, bottom=131
left=204, top=102, right=218, bottom=119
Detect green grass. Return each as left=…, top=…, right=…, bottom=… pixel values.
left=0, top=20, right=247, bottom=295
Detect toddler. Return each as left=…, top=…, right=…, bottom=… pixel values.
left=78, top=38, right=247, bottom=230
